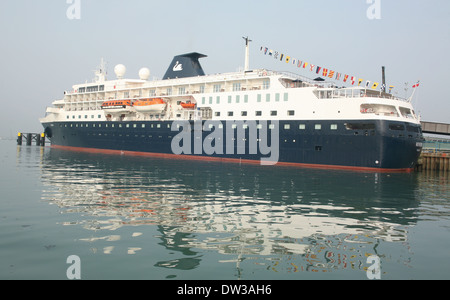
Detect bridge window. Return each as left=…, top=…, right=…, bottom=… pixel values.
left=399, top=107, right=415, bottom=119
left=360, top=104, right=399, bottom=117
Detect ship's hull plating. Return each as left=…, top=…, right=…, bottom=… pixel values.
left=42, top=119, right=423, bottom=172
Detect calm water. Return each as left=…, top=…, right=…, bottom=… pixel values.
left=1, top=139, right=449, bottom=280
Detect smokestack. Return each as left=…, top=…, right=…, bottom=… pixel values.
left=382, top=66, right=386, bottom=92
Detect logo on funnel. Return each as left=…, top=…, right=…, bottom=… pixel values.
left=173, top=61, right=183, bottom=71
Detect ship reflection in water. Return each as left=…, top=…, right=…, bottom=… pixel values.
left=39, top=147, right=425, bottom=277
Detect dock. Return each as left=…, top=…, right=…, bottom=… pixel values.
left=17, top=133, right=47, bottom=146
left=417, top=153, right=450, bottom=172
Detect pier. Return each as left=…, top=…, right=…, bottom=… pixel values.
left=417, top=153, right=450, bottom=172
left=417, top=124, right=450, bottom=172
left=17, top=133, right=47, bottom=146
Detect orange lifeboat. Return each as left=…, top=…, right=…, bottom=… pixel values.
left=133, top=98, right=167, bottom=113
left=180, top=101, right=196, bottom=109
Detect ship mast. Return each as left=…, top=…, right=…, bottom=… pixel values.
left=95, top=58, right=107, bottom=83
left=243, top=36, right=252, bottom=71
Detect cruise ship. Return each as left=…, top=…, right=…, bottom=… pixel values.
left=40, top=42, right=424, bottom=172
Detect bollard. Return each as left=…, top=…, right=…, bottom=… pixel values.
left=26, top=133, right=32, bottom=146
left=41, top=133, right=45, bottom=146
left=17, top=132, right=22, bottom=145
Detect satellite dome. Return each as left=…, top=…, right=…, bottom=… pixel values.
left=114, top=64, right=126, bottom=79
left=139, top=67, right=150, bottom=80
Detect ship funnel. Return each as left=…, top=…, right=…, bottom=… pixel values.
left=163, top=52, right=207, bottom=80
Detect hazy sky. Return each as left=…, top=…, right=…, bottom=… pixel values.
left=1, top=0, right=449, bottom=135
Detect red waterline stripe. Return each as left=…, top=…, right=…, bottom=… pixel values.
left=51, top=145, right=414, bottom=173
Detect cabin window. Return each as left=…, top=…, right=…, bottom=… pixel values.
left=236, top=95, right=240, bottom=103
left=284, top=124, right=291, bottom=130
left=270, top=110, right=277, bottom=116
left=315, top=124, right=322, bottom=130
left=215, top=112, right=221, bottom=117
left=284, top=93, right=289, bottom=101
left=389, top=124, right=405, bottom=131
left=330, top=124, right=338, bottom=130
left=241, top=111, right=247, bottom=116
left=257, top=94, right=262, bottom=102
left=255, top=111, right=262, bottom=116
left=299, top=124, right=306, bottom=130
left=263, top=80, right=270, bottom=89
left=345, top=123, right=375, bottom=130
left=287, top=110, right=295, bottom=116
left=266, top=94, right=271, bottom=102
left=275, top=93, right=280, bottom=102
left=244, top=95, right=248, bottom=103
left=216, top=96, right=220, bottom=104
left=228, top=111, right=234, bottom=117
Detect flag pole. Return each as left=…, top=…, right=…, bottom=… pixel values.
left=408, top=81, right=420, bottom=102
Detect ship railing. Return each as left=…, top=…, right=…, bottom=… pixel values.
left=314, top=86, right=410, bottom=102
left=270, top=70, right=335, bottom=87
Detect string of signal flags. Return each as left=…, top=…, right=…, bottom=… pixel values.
left=259, top=45, right=421, bottom=92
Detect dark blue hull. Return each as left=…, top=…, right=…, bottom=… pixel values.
left=42, top=119, right=424, bottom=171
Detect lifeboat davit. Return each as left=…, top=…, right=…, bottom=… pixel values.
left=101, top=100, right=133, bottom=114
left=133, top=98, right=167, bottom=113
left=180, top=101, right=196, bottom=109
